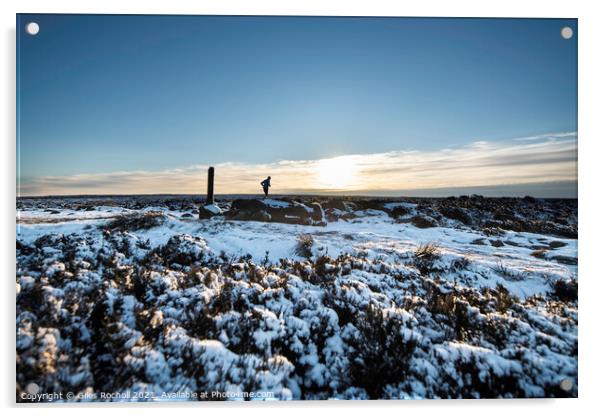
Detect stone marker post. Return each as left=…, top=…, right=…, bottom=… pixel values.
left=206, top=166, right=215, bottom=206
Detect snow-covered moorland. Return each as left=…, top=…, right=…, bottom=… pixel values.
left=16, top=195, right=577, bottom=401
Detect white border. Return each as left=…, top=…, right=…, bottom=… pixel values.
left=3, top=1, right=601, bottom=415
left=3, top=0, right=585, bottom=18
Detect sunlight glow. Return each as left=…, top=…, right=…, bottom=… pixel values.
left=317, top=156, right=358, bottom=190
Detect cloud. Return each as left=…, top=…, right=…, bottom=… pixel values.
left=511, top=131, right=577, bottom=142
left=18, top=132, right=577, bottom=197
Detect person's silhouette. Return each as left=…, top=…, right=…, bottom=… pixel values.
left=260, top=176, right=271, bottom=198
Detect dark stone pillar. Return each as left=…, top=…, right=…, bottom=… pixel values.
left=206, top=166, right=215, bottom=205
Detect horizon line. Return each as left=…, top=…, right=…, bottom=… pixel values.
left=16, top=180, right=578, bottom=200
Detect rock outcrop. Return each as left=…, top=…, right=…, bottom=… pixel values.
left=224, top=198, right=326, bottom=226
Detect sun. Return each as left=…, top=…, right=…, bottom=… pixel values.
left=317, top=156, right=357, bottom=190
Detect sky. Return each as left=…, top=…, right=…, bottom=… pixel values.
left=17, top=15, right=577, bottom=197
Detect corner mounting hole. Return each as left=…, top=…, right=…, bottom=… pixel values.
left=561, top=26, right=573, bottom=40
left=26, top=22, right=39, bottom=36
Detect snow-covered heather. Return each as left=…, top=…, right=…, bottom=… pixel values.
left=16, top=196, right=577, bottom=401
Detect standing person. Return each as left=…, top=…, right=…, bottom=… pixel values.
left=260, top=176, right=271, bottom=198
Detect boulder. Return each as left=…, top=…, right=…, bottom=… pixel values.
left=410, top=215, right=438, bottom=228
left=388, top=205, right=411, bottom=218
left=224, top=198, right=326, bottom=226
left=321, top=199, right=354, bottom=222
left=439, top=206, right=473, bottom=225
left=321, top=199, right=348, bottom=211
left=353, top=200, right=386, bottom=212
left=199, top=203, right=222, bottom=219
left=307, top=202, right=325, bottom=223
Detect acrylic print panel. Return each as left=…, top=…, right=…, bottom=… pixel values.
left=16, top=14, right=577, bottom=402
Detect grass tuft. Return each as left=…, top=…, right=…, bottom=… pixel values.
left=294, top=234, right=314, bottom=259
left=101, top=211, right=165, bottom=232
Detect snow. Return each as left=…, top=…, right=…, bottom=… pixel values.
left=261, top=199, right=291, bottom=208
left=16, top=198, right=578, bottom=401
left=17, top=204, right=576, bottom=301
left=384, top=202, right=417, bottom=211
left=203, top=204, right=222, bottom=215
